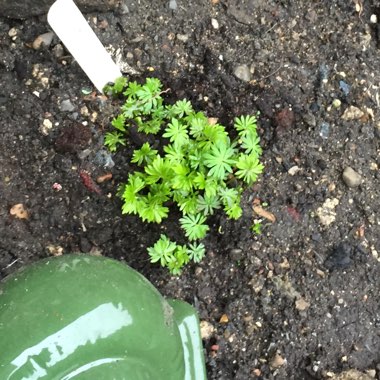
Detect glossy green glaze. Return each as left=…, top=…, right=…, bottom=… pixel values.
left=0, top=255, right=206, bottom=380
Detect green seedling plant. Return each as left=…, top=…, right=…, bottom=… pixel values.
left=104, top=77, right=264, bottom=274
left=251, top=221, right=263, bottom=235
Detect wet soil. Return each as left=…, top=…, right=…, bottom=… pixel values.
left=1, top=1, right=380, bottom=379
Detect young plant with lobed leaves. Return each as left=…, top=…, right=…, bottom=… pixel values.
left=104, top=77, right=264, bottom=274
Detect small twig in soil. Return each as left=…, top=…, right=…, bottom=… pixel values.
left=3, top=258, right=20, bottom=270
left=258, top=64, right=283, bottom=81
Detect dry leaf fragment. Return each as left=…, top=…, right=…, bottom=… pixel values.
left=96, top=173, right=113, bottom=183
left=295, top=297, right=310, bottom=311
left=10, top=204, right=29, bottom=219
left=208, top=117, right=218, bottom=125
left=219, top=314, right=229, bottom=323
left=253, top=205, right=276, bottom=223
left=252, top=197, right=261, bottom=206
left=357, top=224, right=365, bottom=238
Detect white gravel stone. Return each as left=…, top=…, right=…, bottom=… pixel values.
left=211, top=18, right=219, bottom=29
left=233, top=64, right=251, bottom=82
left=342, top=167, right=362, bottom=187
left=32, top=32, right=54, bottom=50
left=316, top=198, right=339, bottom=226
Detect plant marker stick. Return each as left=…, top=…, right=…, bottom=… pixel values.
left=48, top=0, right=122, bottom=92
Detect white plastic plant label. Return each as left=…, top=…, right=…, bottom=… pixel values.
left=48, top=0, right=122, bottom=92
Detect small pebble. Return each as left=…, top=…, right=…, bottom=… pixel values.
left=169, top=0, right=177, bottom=10
left=332, top=99, right=341, bottom=108
left=81, top=87, right=92, bottom=95
left=10, top=203, right=28, bottom=219
left=270, top=353, right=286, bottom=369
left=319, top=63, right=329, bottom=84
left=40, top=119, right=53, bottom=136
left=53, top=44, right=64, bottom=58
left=295, top=297, right=310, bottom=311
left=366, top=369, right=376, bottom=378
left=339, top=80, right=350, bottom=96
left=8, top=27, right=17, bottom=38
left=200, top=321, right=214, bottom=339
left=32, top=32, right=54, bottom=50
left=341, top=106, right=364, bottom=121
left=342, top=167, right=362, bottom=187
left=94, top=149, right=115, bottom=168
left=316, top=198, right=339, bottom=226
left=60, top=99, right=75, bottom=112
left=233, top=64, right=251, bottom=82
left=370, top=14, right=377, bottom=24
left=288, top=166, right=300, bottom=176
left=319, top=122, right=330, bottom=139
left=176, top=34, right=189, bottom=42
left=303, top=113, right=316, bottom=127
left=211, top=18, right=219, bottom=29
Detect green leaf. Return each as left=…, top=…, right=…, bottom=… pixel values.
left=201, top=123, right=228, bottom=145
left=148, top=234, right=177, bottom=267
left=139, top=194, right=169, bottom=223
left=225, top=202, right=243, bottom=219
left=131, top=142, right=158, bottom=165
left=149, top=182, right=171, bottom=200
left=176, top=192, right=198, bottom=215
left=123, top=81, right=142, bottom=98
left=218, top=187, right=240, bottom=208
left=204, top=178, right=219, bottom=198
left=234, top=115, right=257, bottom=134
left=163, top=118, right=189, bottom=147
left=121, top=99, right=141, bottom=119
left=107, top=76, right=265, bottom=274
left=239, top=130, right=262, bottom=156
left=121, top=175, right=146, bottom=214
left=188, top=242, right=206, bottom=263
left=171, top=99, right=193, bottom=118
left=188, top=148, right=204, bottom=170
left=164, top=143, right=184, bottom=163
left=251, top=222, right=262, bottom=235
left=104, top=132, right=126, bottom=152
left=167, top=247, right=188, bottom=275
left=111, top=114, right=126, bottom=132
left=136, top=118, right=162, bottom=135
left=105, top=77, right=127, bottom=95
left=196, top=194, right=221, bottom=216
left=235, top=154, right=264, bottom=185
left=135, top=78, right=163, bottom=114
left=193, top=172, right=206, bottom=190
left=180, top=214, right=209, bottom=241
left=188, top=113, right=208, bottom=139
left=204, top=139, right=236, bottom=180
left=171, top=164, right=195, bottom=192
left=144, top=156, right=172, bottom=184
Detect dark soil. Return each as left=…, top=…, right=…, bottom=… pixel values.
left=1, top=1, right=380, bottom=379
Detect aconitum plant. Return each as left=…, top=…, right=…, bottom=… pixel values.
left=104, top=77, right=264, bottom=274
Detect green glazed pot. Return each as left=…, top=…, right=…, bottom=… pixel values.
left=0, top=255, right=207, bottom=380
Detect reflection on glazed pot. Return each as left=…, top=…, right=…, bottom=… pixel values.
left=0, top=255, right=206, bottom=380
